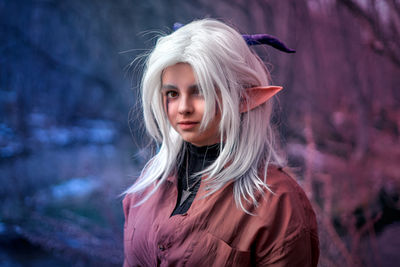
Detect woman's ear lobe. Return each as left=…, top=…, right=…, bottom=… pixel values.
left=240, top=86, right=283, bottom=113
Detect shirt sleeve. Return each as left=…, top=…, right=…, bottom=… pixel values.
left=254, top=170, right=319, bottom=266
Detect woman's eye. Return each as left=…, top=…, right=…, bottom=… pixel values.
left=166, top=91, right=178, bottom=98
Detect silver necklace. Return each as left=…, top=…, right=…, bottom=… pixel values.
left=179, top=145, right=209, bottom=206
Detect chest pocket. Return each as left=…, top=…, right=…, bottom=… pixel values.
left=186, top=232, right=251, bottom=266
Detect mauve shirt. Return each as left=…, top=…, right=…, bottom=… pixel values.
left=123, top=166, right=319, bottom=266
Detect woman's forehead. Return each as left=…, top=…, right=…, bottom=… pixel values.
left=161, top=63, right=222, bottom=96
left=162, top=63, right=195, bottom=82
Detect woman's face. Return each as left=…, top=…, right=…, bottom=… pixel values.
left=161, top=63, right=221, bottom=147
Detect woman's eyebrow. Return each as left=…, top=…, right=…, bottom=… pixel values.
left=188, top=84, right=199, bottom=90
left=161, top=84, right=199, bottom=90
left=161, top=84, right=178, bottom=91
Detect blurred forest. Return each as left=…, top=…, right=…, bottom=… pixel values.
left=1, top=0, right=399, bottom=266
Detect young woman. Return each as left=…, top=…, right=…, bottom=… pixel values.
left=123, top=19, right=319, bottom=266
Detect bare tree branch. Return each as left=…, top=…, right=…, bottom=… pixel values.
left=337, top=0, right=400, bottom=68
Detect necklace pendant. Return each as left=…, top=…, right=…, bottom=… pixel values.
left=180, top=190, right=191, bottom=206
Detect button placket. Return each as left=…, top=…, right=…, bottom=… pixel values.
left=156, top=208, right=188, bottom=261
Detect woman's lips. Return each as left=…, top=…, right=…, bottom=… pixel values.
left=178, top=121, right=198, bottom=130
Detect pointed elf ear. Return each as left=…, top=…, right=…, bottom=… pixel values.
left=240, top=86, right=283, bottom=113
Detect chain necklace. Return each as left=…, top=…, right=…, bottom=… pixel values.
left=179, top=145, right=209, bottom=206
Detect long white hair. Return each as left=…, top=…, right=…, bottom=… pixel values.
left=125, top=18, right=285, bottom=212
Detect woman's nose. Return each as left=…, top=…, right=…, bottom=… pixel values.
left=178, top=95, right=194, bottom=114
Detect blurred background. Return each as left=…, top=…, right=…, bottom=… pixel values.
left=1, top=0, right=399, bottom=266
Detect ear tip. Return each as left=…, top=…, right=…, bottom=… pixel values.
left=247, top=85, right=283, bottom=92
left=268, top=85, right=283, bottom=89
left=267, top=86, right=283, bottom=94
left=240, top=85, right=283, bottom=113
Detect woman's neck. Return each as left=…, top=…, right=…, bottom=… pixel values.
left=186, top=142, right=221, bottom=161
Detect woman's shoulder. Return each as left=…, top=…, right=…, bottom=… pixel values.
left=122, top=173, right=176, bottom=214
left=122, top=187, right=154, bottom=220
left=122, top=184, right=151, bottom=215
left=264, top=165, right=305, bottom=194
left=256, top=165, right=317, bottom=226
left=122, top=181, right=156, bottom=209
left=122, top=192, right=137, bottom=218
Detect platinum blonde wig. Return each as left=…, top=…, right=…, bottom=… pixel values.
left=126, top=18, right=285, bottom=212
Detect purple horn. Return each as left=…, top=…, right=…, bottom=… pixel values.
left=173, top=22, right=295, bottom=53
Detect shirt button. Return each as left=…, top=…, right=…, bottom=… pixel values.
left=158, top=244, right=166, bottom=251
